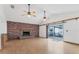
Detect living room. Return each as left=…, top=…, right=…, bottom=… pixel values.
left=1, top=4, right=79, bottom=54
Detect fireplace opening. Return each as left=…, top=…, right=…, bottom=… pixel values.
left=22, top=31, right=30, bottom=36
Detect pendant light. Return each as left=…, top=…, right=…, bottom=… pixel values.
left=43, top=10, right=46, bottom=21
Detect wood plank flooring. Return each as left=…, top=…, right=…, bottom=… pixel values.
left=0, top=38, right=79, bottom=54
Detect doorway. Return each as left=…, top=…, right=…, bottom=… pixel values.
left=48, top=23, right=63, bottom=41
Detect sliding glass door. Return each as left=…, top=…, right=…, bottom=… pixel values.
left=48, top=24, right=63, bottom=41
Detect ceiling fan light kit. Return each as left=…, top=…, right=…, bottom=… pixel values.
left=27, top=4, right=31, bottom=17
left=27, top=12, right=31, bottom=15
left=27, top=11, right=31, bottom=17
left=22, top=4, right=47, bottom=21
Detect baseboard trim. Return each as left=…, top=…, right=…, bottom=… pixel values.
left=64, top=41, right=79, bottom=45
left=39, top=37, right=47, bottom=38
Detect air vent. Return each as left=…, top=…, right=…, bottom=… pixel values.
left=10, top=5, right=15, bottom=9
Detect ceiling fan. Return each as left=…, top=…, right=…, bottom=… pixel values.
left=22, top=4, right=36, bottom=17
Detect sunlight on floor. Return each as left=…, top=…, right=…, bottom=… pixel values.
left=48, top=38, right=64, bottom=54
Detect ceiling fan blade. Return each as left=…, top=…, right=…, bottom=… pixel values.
left=32, top=14, right=36, bottom=17
left=31, top=11, right=36, bottom=17
left=22, top=10, right=36, bottom=17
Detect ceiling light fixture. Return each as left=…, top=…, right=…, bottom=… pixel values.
left=27, top=4, right=31, bottom=17
left=10, top=4, right=15, bottom=9
left=43, top=10, right=47, bottom=21
left=22, top=4, right=36, bottom=17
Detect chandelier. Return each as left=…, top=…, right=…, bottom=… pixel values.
left=23, top=4, right=36, bottom=17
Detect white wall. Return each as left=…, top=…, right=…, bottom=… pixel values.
left=39, top=25, right=46, bottom=38
left=64, top=19, right=79, bottom=44
left=0, top=21, right=1, bottom=49
left=0, top=5, right=6, bottom=49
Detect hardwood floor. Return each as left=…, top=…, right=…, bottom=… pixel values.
left=0, top=38, right=79, bottom=54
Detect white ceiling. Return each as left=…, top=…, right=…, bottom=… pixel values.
left=3, top=4, right=79, bottom=24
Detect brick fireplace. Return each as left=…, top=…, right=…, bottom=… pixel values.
left=7, top=21, right=39, bottom=40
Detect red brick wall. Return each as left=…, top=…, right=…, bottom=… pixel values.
left=7, top=21, right=39, bottom=40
